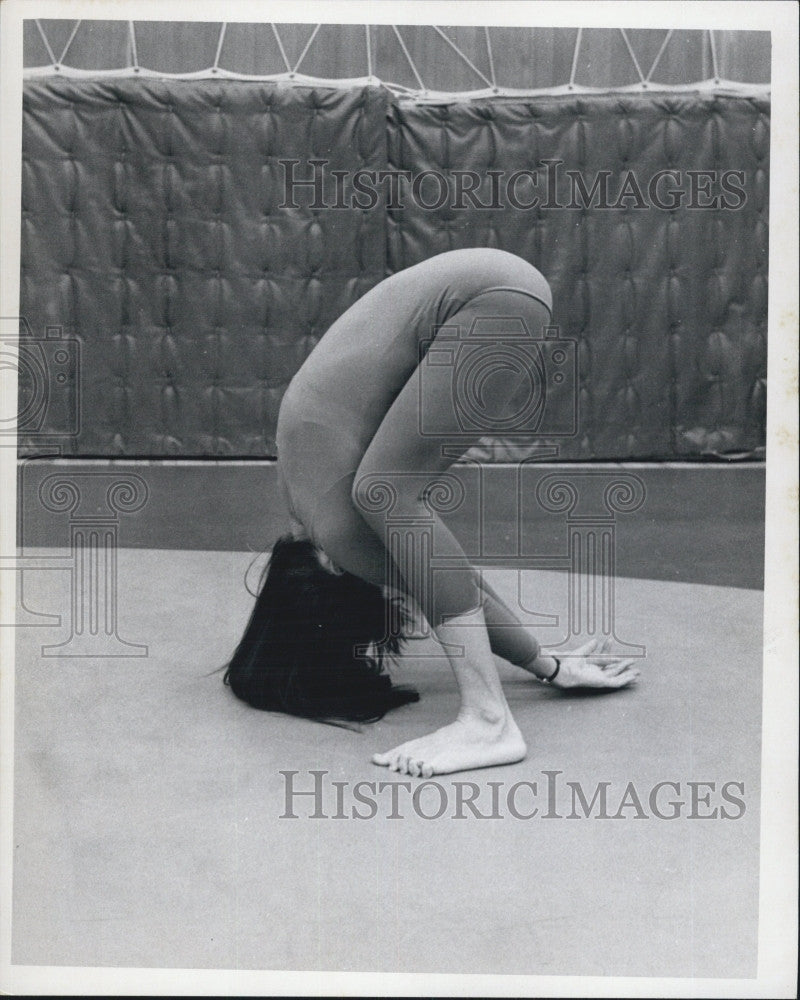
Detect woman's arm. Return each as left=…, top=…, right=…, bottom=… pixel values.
left=474, top=574, right=640, bottom=688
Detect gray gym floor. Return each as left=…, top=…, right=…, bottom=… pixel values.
left=11, top=509, right=762, bottom=975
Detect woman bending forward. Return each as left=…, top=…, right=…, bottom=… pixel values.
left=225, top=248, right=639, bottom=776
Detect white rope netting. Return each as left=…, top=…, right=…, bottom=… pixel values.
left=24, top=22, right=770, bottom=100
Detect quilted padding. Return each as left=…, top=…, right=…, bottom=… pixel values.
left=19, top=80, right=768, bottom=459
left=387, top=94, right=768, bottom=460
left=20, top=78, right=387, bottom=455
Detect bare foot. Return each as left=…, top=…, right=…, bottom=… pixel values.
left=372, top=712, right=527, bottom=777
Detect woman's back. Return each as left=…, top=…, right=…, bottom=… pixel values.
left=280, top=248, right=552, bottom=439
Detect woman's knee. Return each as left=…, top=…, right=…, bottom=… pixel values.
left=351, top=470, right=426, bottom=539
left=351, top=469, right=394, bottom=532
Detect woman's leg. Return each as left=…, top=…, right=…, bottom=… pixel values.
left=315, top=490, right=548, bottom=675
left=351, top=290, right=552, bottom=774
left=300, top=439, right=548, bottom=673
left=316, top=500, right=550, bottom=676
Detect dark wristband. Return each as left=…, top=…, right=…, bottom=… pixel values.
left=543, top=656, right=561, bottom=682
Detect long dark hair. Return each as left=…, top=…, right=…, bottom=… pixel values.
left=224, top=535, right=419, bottom=723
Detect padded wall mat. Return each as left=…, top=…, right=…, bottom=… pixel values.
left=387, top=93, right=769, bottom=460
left=20, top=82, right=767, bottom=459
left=20, top=78, right=388, bottom=455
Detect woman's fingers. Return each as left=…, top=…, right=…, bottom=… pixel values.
left=601, top=659, right=637, bottom=676
left=606, top=665, right=641, bottom=687
left=580, top=659, right=640, bottom=687
left=573, top=637, right=601, bottom=657
left=585, top=652, right=638, bottom=668
left=551, top=650, right=642, bottom=690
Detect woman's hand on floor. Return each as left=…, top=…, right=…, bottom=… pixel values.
left=549, top=637, right=641, bottom=690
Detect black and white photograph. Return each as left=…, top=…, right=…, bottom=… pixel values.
left=0, top=1, right=797, bottom=995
